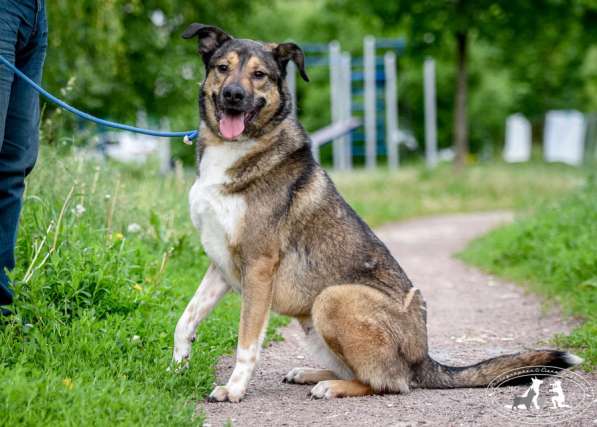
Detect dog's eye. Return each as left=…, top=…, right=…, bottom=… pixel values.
left=217, top=64, right=229, bottom=73
left=253, top=71, right=266, bottom=80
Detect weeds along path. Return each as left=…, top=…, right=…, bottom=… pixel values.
left=201, top=212, right=596, bottom=426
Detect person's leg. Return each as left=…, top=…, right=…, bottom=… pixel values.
left=0, top=0, right=47, bottom=305
left=0, top=2, right=22, bottom=305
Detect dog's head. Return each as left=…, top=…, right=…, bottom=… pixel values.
left=183, top=23, right=309, bottom=141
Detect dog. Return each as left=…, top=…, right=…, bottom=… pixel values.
left=549, top=379, right=570, bottom=408
left=171, top=23, right=583, bottom=403
left=512, top=377, right=542, bottom=410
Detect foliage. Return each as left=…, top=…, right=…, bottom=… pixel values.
left=460, top=176, right=597, bottom=367
left=0, top=148, right=289, bottom=426
left=336, top=0, right=597, bottom=161
left=41, top=1, right=597, bottom=166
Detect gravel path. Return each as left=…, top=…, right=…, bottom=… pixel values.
left=201, top=211, right=596, bottom=426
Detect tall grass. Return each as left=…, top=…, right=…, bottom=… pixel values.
left=0, top=149, right=246, bottom=426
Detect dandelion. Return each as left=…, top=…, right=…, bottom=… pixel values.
left=74, top=204, right=86, bottom=217
left=62, top=378, right=74, bottom=390
left=112, top=232, right=124, bottom=241
left=133, top=284, right=143, bottom=292
left=127, top=223, right=142, bottom=233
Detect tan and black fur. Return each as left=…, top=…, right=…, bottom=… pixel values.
left=172, top=23, right=582, bottom=402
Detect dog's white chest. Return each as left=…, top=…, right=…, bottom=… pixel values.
left=189, top=142, right=255, bottom=290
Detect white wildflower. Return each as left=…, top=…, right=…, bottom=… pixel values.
left=74, top=204, right=86, bottom=217
left=127, top=223, right=142, bottom=234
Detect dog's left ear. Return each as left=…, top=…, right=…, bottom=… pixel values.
left=273, top=43, right=309, bottom=82
left=182, top=23, right=232, bottom=64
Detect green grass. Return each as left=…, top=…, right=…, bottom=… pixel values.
left=460, top=176, right=597, bottom=367
left=0, top=148, right=589, bottom=426
left=333, top=161, right=585, bottom=227
left=0, top=148, right=292, bottom=426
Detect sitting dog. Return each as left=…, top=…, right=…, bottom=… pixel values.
left=172, top=23, right=582, bottom=402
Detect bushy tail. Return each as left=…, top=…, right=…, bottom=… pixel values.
left=415, top=350, right=583, bottom=389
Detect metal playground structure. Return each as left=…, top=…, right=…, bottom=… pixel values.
left=285, top=36, right=426, bottom=171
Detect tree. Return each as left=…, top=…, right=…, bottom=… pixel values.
left=45, top=1, right=257, bottom=132
left=343, top=0, right=583, bottom=168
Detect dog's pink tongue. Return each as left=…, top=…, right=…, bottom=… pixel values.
left=219, top=113, right=245, bottom=140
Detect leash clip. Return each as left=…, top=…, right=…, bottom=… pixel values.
left=183, top=130, right=199, bottom=145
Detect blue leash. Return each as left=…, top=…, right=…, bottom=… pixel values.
left=0, top=54, right=198, bottom=144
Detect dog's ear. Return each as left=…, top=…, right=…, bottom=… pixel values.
left=273, top=43, right=309, bottom=82
left=182, top=23, right=232, bottom=64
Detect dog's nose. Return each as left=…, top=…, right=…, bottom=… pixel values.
left=222, top=84, right=245, bottom=104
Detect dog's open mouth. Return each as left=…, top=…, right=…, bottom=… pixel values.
left=217, top=101, right=264, bottom=140
left=219, top=111, right=246, bottom=140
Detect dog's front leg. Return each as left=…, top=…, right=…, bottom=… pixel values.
left=208, top=255, right=276, bottom=403
left=172, top=264, right=229, bottom=368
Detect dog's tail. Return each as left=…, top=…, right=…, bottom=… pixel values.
left=414, top=350, right=583, bottom=388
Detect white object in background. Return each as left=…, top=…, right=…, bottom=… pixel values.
left=544, top=110, right=586, bottom=166
left=384, top=51, right=399, bottom=170
left=329, top=41, right=343, bottom=170
left=105, top=133, right=158, bottom=164
left=310, top=118, right=362, bottom=148
left=424, top=58, right=437, bottom=168
left=503, top=113, right=531, bottom=163
left=364, top=35, right=376, bottom=169
left=339, top=52, right=352, bottom=170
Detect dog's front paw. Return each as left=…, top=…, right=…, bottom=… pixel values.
left=169, top=348, right=191, bottom=373
left=168, top=356, right=189, bottom=373
left=171, top=335, right=196, bottom=372
left=207, top=385, right=244, bottom=403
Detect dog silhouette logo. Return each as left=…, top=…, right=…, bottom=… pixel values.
left=511, top=377, right=543, bottom=410
left=486, top=366, right=594, bottom=425
left=549, top=379, right=571, bottom=409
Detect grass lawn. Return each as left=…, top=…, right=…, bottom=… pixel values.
left=332, top=161, right=585, bottom=227
left=0, top=147, right=588, bottom=425
left=460, top=176, right=597, bottom=368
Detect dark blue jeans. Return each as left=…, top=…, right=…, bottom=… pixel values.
left=0, top=0, right=47, bottom=305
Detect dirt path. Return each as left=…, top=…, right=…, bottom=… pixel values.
left=201, top=212, right=595, bottom=426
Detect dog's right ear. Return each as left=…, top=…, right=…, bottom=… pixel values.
left=182, top=23, right=232, bottom=64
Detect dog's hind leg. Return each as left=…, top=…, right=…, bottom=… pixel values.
left=283, top=367, right=338, bottom=384
left=172, top=264, right=229, bottom=368
left=310, top=284, right=428, bottom=398
left=310, top=380, right=373, bottom=399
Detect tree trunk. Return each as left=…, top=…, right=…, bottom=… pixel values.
left=453, top=30, right=469, bottom=169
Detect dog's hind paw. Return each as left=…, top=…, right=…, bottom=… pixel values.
left=309, top=381, right=335, bottom=399
left=283, top=367, right=308, bottom=384
left=284, top=367, right=337, bottom=384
